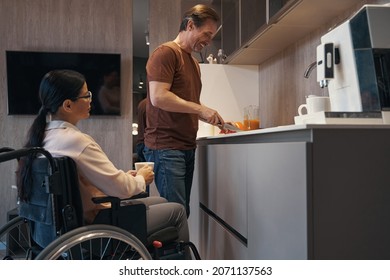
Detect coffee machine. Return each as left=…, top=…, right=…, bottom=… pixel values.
left=316, top=4, right=390, bottom=122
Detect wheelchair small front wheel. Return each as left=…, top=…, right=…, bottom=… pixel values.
left=35, top=224, right=152, bottom=260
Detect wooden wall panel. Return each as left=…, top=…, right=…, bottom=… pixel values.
left=0, top=0, right=133, bottom=226
left=149, top=0, right=181, bottom=54
left=258, top=0, right=388, bottom=128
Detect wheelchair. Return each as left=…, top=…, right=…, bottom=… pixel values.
left=0, top=147, right=200, bottom=260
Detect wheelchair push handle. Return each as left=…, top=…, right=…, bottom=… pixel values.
left=0, top=147, right=56, bottom=170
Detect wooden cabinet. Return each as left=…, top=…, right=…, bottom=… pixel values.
left=197, top=140, right=308, bottom=259
left=185, top=0, right=362, bottom=64
left=225, top=0, right=363, bottom=65
left=246, top=142, right=308, bottom=259
left=241, top=0, right=267, bottom=47
left=202, top=0, right=267, bottom=61
left=219, top=0, right=267, bottom=59
left=220, top=0, right=239, bottom=59
left=269, top=0, right=293, bottom=19
left=217, top=0, right=297, bottom=61
left=192, top=0, right=308, bottom=62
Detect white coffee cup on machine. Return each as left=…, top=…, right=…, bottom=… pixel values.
left=298, top=95, right=331, bottom=115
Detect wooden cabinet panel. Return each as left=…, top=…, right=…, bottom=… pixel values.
left=241, top=0, right=267, bottom=48
left=269, top=0, right=293, bottom=19
left=198, top=141, right=308, bottom=259
left=221, top=0, right=240, bottom=57
left=199, top=208, right=248, bottom=259
left=227, top=0, right=363, bottom=65
left=198, top=144, right=248, bottom=238
left=247, top=142, right=308, bottom=259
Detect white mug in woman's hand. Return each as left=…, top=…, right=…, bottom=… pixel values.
left=298, top=95, right=331, bottom=115
left=134, top=162, right=154, bottom=171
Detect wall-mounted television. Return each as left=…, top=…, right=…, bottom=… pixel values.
left=6, top=50, right=121, bottom=115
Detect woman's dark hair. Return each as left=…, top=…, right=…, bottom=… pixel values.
left=179, top=4, right=220, bottom=32
left=17, top=69, right=85, bottom=201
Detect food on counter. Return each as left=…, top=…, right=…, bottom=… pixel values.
left=219, top=128, right=237, bottom=134
left=219, top=121, right=243, bottom=134
left=232, top=121, right=245, bottom=130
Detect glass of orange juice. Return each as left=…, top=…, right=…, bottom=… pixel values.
left=244, top=105, right=260, bottom=130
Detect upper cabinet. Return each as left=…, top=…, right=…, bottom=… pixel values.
left=218, top=0, right=363, bottom=65
left=241, top=0, right=267, bottom=45
left=269, top=0, right=292, bottom=19
left=215, top=0, right=267, bottom=61
left=220, top=0, right=240, bottom=58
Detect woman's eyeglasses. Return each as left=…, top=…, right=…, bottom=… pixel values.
left=71, top=91, right=92, bottom=101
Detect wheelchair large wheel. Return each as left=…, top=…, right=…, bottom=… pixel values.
left=35, top=224, right=152, bottom=260
left=0, top=216, right=33, bottom=260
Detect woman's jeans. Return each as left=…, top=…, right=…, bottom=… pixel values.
left=143, top=146, right=195, bottom=217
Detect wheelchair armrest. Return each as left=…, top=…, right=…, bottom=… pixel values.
left=126, top=191, right=149, bottom=199
left=91, top=192, right=149, bottom=205
left=91, top=196, right=120, bottom=205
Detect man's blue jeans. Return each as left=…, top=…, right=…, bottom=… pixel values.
left=135, top=142, right=146, bottom=162
left=143, top=146, right=195, bottom=217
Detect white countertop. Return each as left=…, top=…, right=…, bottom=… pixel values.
left=197, top=123, right=390, bottom=140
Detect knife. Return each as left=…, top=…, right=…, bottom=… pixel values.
left=220, top=123, right=242, bottom=132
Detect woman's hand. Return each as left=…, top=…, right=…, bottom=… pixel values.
left=136, top=165, right=154, bottom=185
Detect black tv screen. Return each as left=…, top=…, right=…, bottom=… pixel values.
left=6, top=50, right=121, bottom=115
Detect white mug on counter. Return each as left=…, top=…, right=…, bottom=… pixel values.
left=298, top=95, right=331, bottom=115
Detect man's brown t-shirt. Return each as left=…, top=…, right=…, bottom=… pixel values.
left=145, top=41, right=201, bottom=150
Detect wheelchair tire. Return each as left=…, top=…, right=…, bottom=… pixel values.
left=0, top=216, right=33, bottom=260
left=35, top=224, right=152, bottom=260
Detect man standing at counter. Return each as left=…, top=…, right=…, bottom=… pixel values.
left=144, top=4, right=224, bottom=217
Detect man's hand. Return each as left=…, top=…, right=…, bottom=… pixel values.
left=199, top=105, right=225, bottom=126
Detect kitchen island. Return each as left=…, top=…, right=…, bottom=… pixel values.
left=194, top=124, right=390, bottom=259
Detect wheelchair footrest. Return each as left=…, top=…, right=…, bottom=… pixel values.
left=150, top=239, right=202, bottom=260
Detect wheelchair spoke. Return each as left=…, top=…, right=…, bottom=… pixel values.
left=100, top=237, right=111, bottom=260
left=0, top=217, right=33, bottom=260
left=35, top=225, right=152, bottom=260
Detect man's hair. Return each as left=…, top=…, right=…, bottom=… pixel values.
left=179, top=4, right=220, bottom=32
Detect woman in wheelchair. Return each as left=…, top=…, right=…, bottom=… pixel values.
left=17, top=69, right=190, bottom=255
